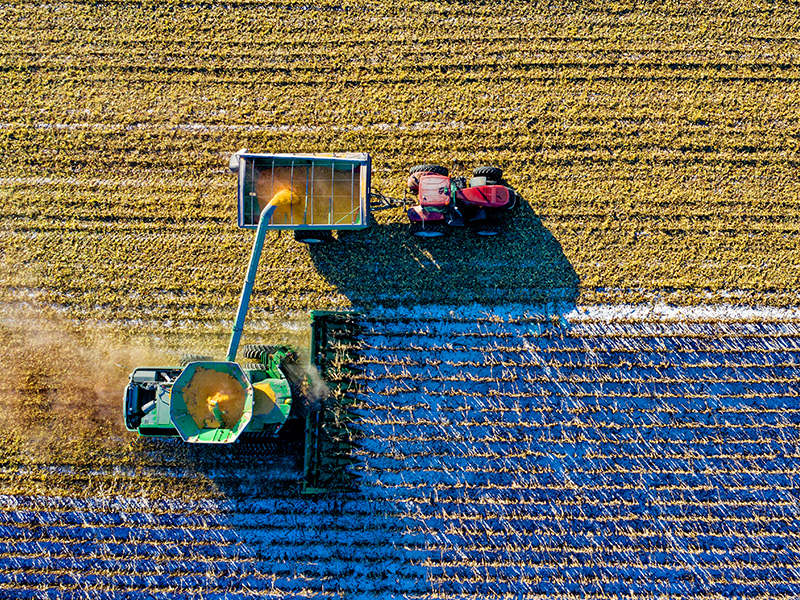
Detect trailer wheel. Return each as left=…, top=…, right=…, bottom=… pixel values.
left=472, top=166, right=503, bottom=184
left=294, top=230, right=333, bottom=244
left=408, top=164, right=449, bottom=193
left=180, top=353, right=213, bottom=367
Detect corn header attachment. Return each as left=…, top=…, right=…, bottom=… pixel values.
left=303, top=311, right=363, bottom=494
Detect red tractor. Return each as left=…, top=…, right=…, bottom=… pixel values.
left=406, top=165, right=517, bottom=237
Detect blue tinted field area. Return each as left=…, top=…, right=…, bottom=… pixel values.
left=3, top=306, right=800, bottom=598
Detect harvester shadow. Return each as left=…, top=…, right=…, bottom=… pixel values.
left=308, top=197, right=579, bottom=310
left=175, top=421, right=308, bottom=498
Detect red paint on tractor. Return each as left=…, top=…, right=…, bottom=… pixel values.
left=417, top=174, right=451, bottom=207
left=457, top=185, right=514, bottom=209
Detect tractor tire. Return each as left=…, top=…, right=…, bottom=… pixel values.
left=294, top=230, right=333, bottom=244
left=180, top=353, right=213, bottom=367
left=408, top=164, right=449, bottom=193
left=411, top=220, right=448, bottom=238
left=409, top=164, right=449, bottom=176
left=505, top=190, right=519, bottom=212
left=476, top=226, right=501, bottom=237
left=474, top=219, right=502, bottom=236
left=472, top=166, right=503, bottom=184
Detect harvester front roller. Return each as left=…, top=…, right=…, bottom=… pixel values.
left=180, top=353, right=213, bottom=367
left=241, top=344, right=296, bottom=365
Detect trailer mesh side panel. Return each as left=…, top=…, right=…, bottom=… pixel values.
left=238, top=155, right=369, bottom=230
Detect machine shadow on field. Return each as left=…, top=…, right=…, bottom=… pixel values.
left=309, top=197, right=580, bottom=311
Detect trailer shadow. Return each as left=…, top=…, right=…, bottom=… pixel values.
left=308, top=196, right=579, bottom=311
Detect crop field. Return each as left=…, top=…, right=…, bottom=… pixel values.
left=2, top=0, right=800, bottom=598
left=3, top=306, right=800, bottom=597
left=2, top=1, right=800, bottom=325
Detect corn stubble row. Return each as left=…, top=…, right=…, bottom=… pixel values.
left=2, top=2, right=800, bottom=320
left=1, top=310, right=800, bottom=596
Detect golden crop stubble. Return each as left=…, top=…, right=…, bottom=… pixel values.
left=2, top=0, right=800, bottom=323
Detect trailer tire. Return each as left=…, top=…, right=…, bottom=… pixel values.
left=180, top=353, right=213, bottom=367
left=294, top=230, right=333, bottom=244
left=472, top=166, right=503, bottom=184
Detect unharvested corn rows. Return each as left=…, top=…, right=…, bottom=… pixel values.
left=1, top=308, right=800, bottom=597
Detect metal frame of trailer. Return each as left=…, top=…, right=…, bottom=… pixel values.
left=235, top=152, right=372, bottom=231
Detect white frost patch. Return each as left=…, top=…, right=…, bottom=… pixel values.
left=366, top=302, right=800, bottom=324
left=0, top=176, right=227, bottom=189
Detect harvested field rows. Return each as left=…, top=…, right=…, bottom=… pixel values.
left=2, top=0, right=800, bottom=597
left=2, top=1, right=800, bottom=316
left=2, top=305, right=800, bottom=598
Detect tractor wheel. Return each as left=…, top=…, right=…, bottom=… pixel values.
left=180, top=353, right=213, bottom=367
left=472, top=166, right=503, bottom=184
left=476, top=227, right=500, bottom=237
left=408, top=164, right=449, bottom=193
left=410, top=164, right=449, bottom=176
left=294, top=230, right=333, bottom=244
left=505, top=190, right=519, bottom=212
left=471, top=210, right=502, bottom=237
left=411, top=220, right=448, bottom=238
left=474, top=221, right=501, bottom=236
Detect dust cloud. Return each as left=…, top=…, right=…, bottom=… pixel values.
left=0, top=303, right=168, bottom=460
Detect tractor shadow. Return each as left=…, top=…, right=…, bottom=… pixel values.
left=308, top=196, right=579, bottom=310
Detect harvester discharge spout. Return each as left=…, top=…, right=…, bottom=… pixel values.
left=226, top=203, right=277, bottom=362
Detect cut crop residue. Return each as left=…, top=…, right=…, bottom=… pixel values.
left=182, top=368, right=245, bottom=429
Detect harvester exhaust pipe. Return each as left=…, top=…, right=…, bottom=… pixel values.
left=226, top=203, right=277, bottom=362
